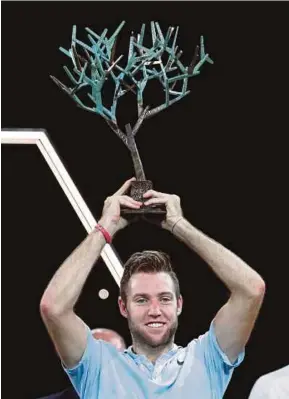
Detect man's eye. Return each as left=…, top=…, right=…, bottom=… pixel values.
left=136, top=298, right=147, bottom=304
left=161, top=297, right=171, bottom=302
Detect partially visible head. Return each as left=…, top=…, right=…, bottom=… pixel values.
left=92, top=328, right=126, bottom=351
left=118, top=250, right=183, bottom=349
left=120, top=250, right=181, bottom=304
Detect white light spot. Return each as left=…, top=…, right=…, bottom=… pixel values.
left=99, top=289, right=109, bottom=300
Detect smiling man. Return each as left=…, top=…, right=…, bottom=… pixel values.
left=40, top=178, right=265, bottom=398
left=119, top=252, right=182, bottom=365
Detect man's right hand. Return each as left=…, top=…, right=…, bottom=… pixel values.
left=98, top=177, right=142, bottom=237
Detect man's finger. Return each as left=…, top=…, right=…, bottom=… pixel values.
left=109, top=195, right=141, bottom=207
left=113, top=177, right=136, bottom=196
left=144, top=197, right=167, bottom=206
left=143, top=189, right=167, bottom=199
left=119, top=197, right=141, bottom=209
left=121, top=195, right=142, bottom=206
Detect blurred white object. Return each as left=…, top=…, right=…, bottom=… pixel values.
left=99, top=289, right=109, bottom=300
left=249, top=365, right=289, bottom=398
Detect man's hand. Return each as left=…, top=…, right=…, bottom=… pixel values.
left=99, top=177, right=142, bottom=237
left=143, top=189, right=183, bottom=231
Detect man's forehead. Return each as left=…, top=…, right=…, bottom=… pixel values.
left=128, top=272, right=174, bottom=294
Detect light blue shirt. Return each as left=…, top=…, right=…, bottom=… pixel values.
left=64, top=323, right=244, bottom=398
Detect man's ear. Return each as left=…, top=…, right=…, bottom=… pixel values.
left=177, top=295, right=183, bottom=316
left=118, top=296, right=128, bottom=318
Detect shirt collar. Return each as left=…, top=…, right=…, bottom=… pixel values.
left=124, top=343, right=180, bottom=363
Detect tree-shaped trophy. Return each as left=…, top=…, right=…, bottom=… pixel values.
left=50, top=21, right=213, bottom=219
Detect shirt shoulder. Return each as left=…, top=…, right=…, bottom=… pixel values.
left=183, top=323, right=245, bottom=398
left=187, top=322, right=245, bottom=368
left=62, top=326, right=124, bottom=396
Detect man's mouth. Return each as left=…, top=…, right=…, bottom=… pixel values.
left=145, top=322, right=166, bottom=329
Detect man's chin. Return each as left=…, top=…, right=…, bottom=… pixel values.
left=129, top=319, right=178, bottom=349
left=144, top=337, right=166, bottom=348
left=142, top=330, right=170, bottom=348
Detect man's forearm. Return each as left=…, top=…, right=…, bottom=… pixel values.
left=173, top=218, right=265, bottom=297
left=41, top=225, right=107, bottom=315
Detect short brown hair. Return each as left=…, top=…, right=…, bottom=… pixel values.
left=120, top=250, right=180, bottom=303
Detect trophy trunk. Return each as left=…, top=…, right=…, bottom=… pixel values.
left=127, top=132, right=152, bottom=201
left=122, top=133, right=166, bottom=218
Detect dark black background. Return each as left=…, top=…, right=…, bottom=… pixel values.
left=2, top=1, right=289, bottom=398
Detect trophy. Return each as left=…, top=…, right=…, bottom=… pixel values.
left=50, top=21, right=213, bottom=218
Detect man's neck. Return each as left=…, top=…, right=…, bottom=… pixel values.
left=132, top=341, right=174, bottom=364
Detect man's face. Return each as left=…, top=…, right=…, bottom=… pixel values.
left=119, top=272, right=182, bottom=348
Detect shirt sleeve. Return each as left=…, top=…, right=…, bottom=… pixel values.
left=190, top=322, right=245, bottom=396
left=62, top=325, right=103, bottom=398
left=206, top=321, right=245, bottom=368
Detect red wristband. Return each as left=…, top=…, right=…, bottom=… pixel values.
left=95, top=224, right=112, bottom=244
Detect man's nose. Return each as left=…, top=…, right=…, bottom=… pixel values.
left=148, top=303, right=162, bottom=316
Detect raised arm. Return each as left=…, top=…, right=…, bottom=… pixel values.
left=143, top=190, right=265, bottom=363
left=40, top=178, right=141, bottom=368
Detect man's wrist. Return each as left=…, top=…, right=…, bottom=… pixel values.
left=95, top=223, right=112, bottom=244
left=170, top=216, right=188, bottom=235
left=170, top=217, right=183, bottom=234
left=97, top=217, right=118, bottom=238
left=165, top=215, right=183, bottom=233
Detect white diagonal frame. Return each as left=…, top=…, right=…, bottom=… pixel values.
left=1, top=128, right=123, bottom=286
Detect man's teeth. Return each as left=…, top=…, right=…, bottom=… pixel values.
left=147, top=323, right=164, bottom=328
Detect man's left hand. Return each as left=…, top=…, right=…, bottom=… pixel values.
left=143, top=190, right=183, bottom=232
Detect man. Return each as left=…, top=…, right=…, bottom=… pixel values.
left=38, top=328, right=126, bottom=398
left=248, top=365, right=289, bottom=398
left=40, top=178, right=266, bottom=398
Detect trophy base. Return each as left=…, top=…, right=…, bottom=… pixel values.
left=121, top=206, right=166, bottom=215
left=121, top=205, right=166, bottom=223
left=120, top=180, right=166, bottom=221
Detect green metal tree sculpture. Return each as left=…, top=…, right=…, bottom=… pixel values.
left=51, top=21, right=213, bottom=211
